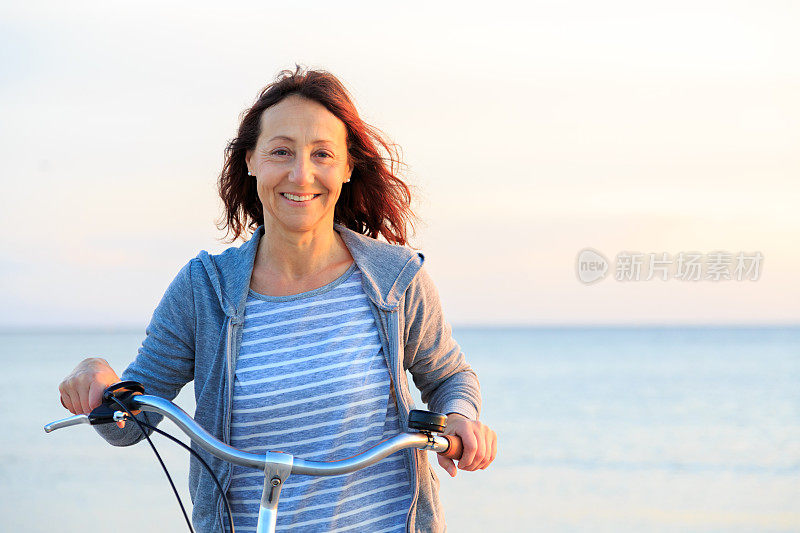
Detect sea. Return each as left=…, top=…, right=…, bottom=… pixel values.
left=1, top=326, right=798, bottom=532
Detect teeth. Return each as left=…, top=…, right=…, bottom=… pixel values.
left=282, top=193, right=316, bottom=201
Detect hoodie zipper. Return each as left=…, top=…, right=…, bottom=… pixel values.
left=386, top=308, right=419, bottom=533
left=225, top=317, right=236, bottom=443
left=219, top=316, right=238, bottom=532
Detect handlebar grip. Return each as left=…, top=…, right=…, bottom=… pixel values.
left=438, top=434, right=463, bottom=461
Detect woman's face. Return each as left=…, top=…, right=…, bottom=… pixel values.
left=246, top=94, right=352, bottom=237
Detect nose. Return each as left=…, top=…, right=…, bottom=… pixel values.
left=289, top=152, right=314, bottom=186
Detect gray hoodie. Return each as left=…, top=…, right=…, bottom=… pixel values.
left=96, top=223, right=481, bottom=532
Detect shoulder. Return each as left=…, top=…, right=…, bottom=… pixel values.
left=403, top=265, right=442, bottom=310
left=336, top=223, right=423, bottom=266
left=336, top=224, right=426, bottom=309
left=198, top=228, right=261, bottom=269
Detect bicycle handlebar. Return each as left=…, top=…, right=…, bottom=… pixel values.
left=46, top=384, right=465, bottom=533
left=44, top=394, right=462, bottom=476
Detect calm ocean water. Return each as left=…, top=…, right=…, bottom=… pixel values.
left=2, top=326, right=798, bottom=532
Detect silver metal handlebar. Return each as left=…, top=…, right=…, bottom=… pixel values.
left=44, top=394, right=453, bottom=476
left=45, top=394, right=457, bottom=533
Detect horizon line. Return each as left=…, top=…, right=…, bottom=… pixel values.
left=1, top=322, right=799, bottom=334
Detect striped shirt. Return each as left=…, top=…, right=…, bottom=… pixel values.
left=227, top=263, right=413, bottom=532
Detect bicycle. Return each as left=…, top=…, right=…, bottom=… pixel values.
left=44, top=381, right=463, bottom=533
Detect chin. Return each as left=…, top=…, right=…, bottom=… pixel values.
left=275, top=218, right=330, bottom=234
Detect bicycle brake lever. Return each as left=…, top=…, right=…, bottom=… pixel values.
left=45, top=381, right=147, bottom=432
left=44, top=414, right=91, bottom=433
left=98, top=380, right=145, bottom=413
left=83, top=381, right=147, bottom=426
left=86, top=403, right=123, bottom=425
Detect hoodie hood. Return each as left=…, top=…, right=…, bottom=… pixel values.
left=197, top=224, right=425, bottom=318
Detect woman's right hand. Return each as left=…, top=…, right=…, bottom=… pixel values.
left=58, top=357, right=122, bottom=421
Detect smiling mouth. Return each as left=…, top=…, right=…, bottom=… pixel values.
left=281, top=192, right=321, bottom=202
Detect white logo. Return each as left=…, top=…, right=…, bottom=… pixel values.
left=576, top=248, right=609, bottom=284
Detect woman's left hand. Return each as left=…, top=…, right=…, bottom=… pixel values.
left=436, top=413, right=497, bottom=477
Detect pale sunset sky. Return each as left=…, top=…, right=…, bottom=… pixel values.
left=1, top=1, right=798, bottom=327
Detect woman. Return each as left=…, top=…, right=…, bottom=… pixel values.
left=58, top=66, right=497, bottom=532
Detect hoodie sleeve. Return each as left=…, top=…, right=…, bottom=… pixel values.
left=402, top=266, right=481, bottom=420
left=94, top=259, right=197, bottom=446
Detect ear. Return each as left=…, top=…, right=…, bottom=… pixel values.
left=245, top=150, right=253, bottom=175
left=345, top=158, right=354, bottom=183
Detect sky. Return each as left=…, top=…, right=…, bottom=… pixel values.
left=1, top=0, right=798, bottom=327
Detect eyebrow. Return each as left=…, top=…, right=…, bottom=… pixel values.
left=266, top=135, right=335, bottom=144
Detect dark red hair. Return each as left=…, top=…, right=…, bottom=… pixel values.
left=218, top=66, right=415, bottom=245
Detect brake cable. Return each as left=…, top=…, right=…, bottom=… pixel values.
left=102, top=382, right=235, bottom=533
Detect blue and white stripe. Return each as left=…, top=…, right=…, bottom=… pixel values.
left=227, top=264, right=412, bottom=532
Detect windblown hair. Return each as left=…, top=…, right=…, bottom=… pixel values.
left=217, top=66, right=415, bottom=245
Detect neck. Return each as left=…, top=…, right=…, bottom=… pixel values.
left=256, top=220, right=348, bottom=280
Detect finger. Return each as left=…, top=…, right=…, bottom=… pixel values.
left=77, top=383, right=92, bottom=415
left=60, top=389, right=73, bottom=414
left=437, top=453, right=457, bottom=478
left=464, top=428, right=486, bottom=471
left=476, top=429, right=492, bottom=470
left=88, top=381, right=105, bottom=412
left=457, top=430, right=478, bottom=470
left=63, top=389, right=80, bottom=415
left=58, top=383, right=74, bottom=413
left=480, top=430, right=497, bottom=470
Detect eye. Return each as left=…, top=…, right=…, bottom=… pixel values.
left=271, top=148, right=290, bottom=156
left=315, top=151, right=333, bottom=159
